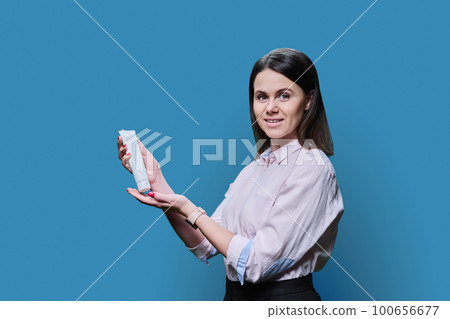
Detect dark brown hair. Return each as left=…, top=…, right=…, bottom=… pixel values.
left=249, top=48, right=334, bottom=157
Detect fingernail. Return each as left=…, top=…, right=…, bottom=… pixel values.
left=126, top=153, right=130, bottom=156
left=123, top=144, right=127, bottom=148
left=148, top=192, right=154, bottom=198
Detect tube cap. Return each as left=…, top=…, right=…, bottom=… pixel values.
left=137, top=180, right=151, bottom=193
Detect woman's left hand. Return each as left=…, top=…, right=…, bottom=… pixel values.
left=126, top=188, right=194, bottom=217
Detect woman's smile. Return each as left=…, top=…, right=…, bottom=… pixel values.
left=264, top=118, right=284, bottom=127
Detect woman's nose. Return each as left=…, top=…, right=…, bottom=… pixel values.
left=265, top=97, right=279, bottom=113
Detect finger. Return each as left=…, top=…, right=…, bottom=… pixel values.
left=150, top=191, right=175, bottom=204
left=118, top=144, right=128, bottom=159
left=117, top=130, right=126, bottom=150
left=121, top=152, right=131, bottom=164
left=137, top=137, right=147, bottom=154
left=117, top=135, right=122, bottom=150
left=127, top=188, right=161, bottom=207
left=121, top=152, right=132, bottom=172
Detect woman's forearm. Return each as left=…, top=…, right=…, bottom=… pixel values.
left=150, top=175, right=235, bottom=253
left=194, top=212, right=235, bottom=258
left=151, top=176, right=205, bottom=248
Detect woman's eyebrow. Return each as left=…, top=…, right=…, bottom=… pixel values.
left=254, top=88, right=294, bottom=94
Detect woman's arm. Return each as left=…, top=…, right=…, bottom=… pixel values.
left=181, top=201, right=235, bottom=257
left=126, top=188, right=235, bottom=256
left=144, top=176, right=209, bottom=249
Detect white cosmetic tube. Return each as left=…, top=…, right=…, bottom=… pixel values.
left=119, top=130, right=151, bottom=193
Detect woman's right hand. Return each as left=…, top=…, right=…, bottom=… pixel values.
left=117, top=132, right=164, bottom=186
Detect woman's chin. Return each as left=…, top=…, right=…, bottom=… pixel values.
left=265, top=132, right=288, bottom=140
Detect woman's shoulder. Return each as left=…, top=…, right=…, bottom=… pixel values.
left=290, top=147, right=337, bottom=178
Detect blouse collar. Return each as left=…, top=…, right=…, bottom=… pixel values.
left=255, top=139, right=302, bottom=166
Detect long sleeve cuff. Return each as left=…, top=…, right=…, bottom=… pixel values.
left=226, top=234, right=253, bottom=285
left=186, top=236, right=215, bottom=266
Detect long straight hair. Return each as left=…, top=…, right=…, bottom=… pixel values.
left=249, top=48, right=334, bottom=157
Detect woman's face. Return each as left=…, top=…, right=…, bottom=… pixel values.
left=253, top=68, right=313, bottom=141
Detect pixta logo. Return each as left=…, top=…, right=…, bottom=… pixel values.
left=131, top=133, right=324, bottom=169
left=192, top=138, right=325, bottom=166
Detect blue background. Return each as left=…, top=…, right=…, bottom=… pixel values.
left=0, top=0, right=449, bottom=301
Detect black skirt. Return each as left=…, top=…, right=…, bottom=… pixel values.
left=223, top=273, right=321, bottom=301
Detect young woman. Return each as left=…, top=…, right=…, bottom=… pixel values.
left=117, top=48, right=344, bottom=301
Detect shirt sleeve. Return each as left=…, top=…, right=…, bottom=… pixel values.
left=185, top=183, right=234, bottom=265
left=225, top=160, right=344, bottom=285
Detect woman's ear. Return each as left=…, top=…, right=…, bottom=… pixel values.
left=305, top=90, right=315, bottom=111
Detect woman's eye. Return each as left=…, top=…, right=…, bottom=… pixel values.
left=256, top=95, right=266, bottom=101
left=280, top=93, right=289, bottom=100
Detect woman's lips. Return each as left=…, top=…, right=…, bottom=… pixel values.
left=264, top=119, right=284, bottom=127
